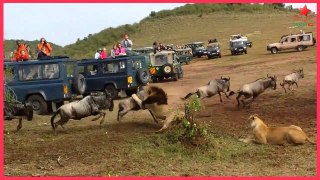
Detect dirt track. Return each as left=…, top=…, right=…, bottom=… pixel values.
left=4, top=48, right=317, bottom=176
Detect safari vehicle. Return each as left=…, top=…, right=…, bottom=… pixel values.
left=185, top=42, right=207, bottom=58
left=148, top=50, right=183, bottom=82
left=174, top=48, right=193, bottom=65
left=267, top=32, right=315, bottom=54
left=77, top=55, right=150, bottom=99
left=230, top=34, right=253, bottom=48
left=230, top=39, right=248, bottom=55
left=207, top=43, right=221, bottom=59
left=4, top=56, right=86, bottom=114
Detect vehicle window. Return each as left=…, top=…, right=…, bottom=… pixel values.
left=291, top=38, right=296, bottom=42
left=154, top=55, right=168, bottom=66
left=132, top=59, right=142, bottom=70
left=78, top=65, right=85, bottom=75
left=87, top=64, right=98, bottom=76
left=43, top=64, right=59, bottom=79
left=66, top=63, right=74, bottom=77
left=303, top=35, right=311, bottom=41
left=19, top=65, right=41, bottom=81
left=102, top=61, right=125, bottom=74
left=4, top=66, right=15, bottom=83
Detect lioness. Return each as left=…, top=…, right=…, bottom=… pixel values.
left=239, top=114, right=315, bottom=145
left=131, top=86, right=185, bottom=132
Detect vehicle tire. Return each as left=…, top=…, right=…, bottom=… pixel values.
left=271, top=47, right=278, bottom=54
left=162, top=64, right=172, bottom=74
left=297, top=45, right=304, bottom=52
left=73, top=74, right=86, bottom=95
left=136, top=68, right=149, bottom=85
left=231, top=51, right=234, bottom=55
left=197, top=55, right=202, bottom=58
left=178, top=69, right=183, bottom=79
left=185, top=60, right=190, bottom=65
left=27, top=95, right=48, bottom=115
left=244, top=50, right=247, bottom=54
left=125, top=88, right=137, bottom=97
left=105, top=84, right=118, bottom=99
left=208, top=56, right=211, bottom=60
left=219, top=54, right=222, bottom=58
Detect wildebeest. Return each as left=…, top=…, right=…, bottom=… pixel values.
left=4, top=101, right=33, bottom=131
left=280, top=68, right=304, bottom=93
left=131, top=86, right=185, bottom=132
left=229, top=74, right=277, bottom=107
left=50, top=93, right=114, bottom=134
left=182, top=76, right=231, bottom=102
left=117, top=86, right=158, bottom=123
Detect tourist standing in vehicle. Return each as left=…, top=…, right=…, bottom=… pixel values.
left=37, top=37, right=53, bottom=56
left=110, top=44, right=117, bottom=58
left=37, top=48, right=49, bottom=60
left=95, top=49, right=102, bottom=59
left=16, top=50, right=29, bottom=61
left=100, top=48, right=108, bottom=59
left=121, top=33, right=133, bottom=51
left=15, top=40, right=29, bottom=61
left=115, top=43, right=126, bottom=56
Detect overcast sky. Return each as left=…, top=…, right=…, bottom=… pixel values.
left=4, top=3, right=317, bottom=46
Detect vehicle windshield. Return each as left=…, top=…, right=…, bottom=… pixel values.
left=232, top=41, right=244, bottom=46
left=151, top=54, right=173, bottom=66
left=196, top=46, right=206, bottom=50
left=208, top=46, right=219, bottom=51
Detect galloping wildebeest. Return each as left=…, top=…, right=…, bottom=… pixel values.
left=4, top=101, right=33, bottom=131
left=51, top=93, right=114, bottom=134
left=182, top=76, right=231, bottom=102
left=131, top=86, right=185, bottom=132
left=117, top=86, right=158, bottom=123
left=280, top=68, right=304, bottom=93
left=229, top=74, right=277, bottom=107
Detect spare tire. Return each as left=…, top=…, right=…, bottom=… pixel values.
left=73, top=74, right=86, bottom=95
left=137, top=68, right=149, bottom=85
left=162, top=64, right=172, bottom=74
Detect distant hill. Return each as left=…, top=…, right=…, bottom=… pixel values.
left=4, top=39, right=63, bottom=59
left=5, top=3, right=314, bottom=59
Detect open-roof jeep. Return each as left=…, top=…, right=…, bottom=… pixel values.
left=174, top=48, right=193, bottom=65
left=77, top=55, right=150, bottom=99
left=267, top=32, right=315, bottom=54
left=185, top=42, right=207, bottom=58
left=4, top=57, right=86, bottom=114
left=230, top=39, right=248, bottom=55
left=132, top=47, right=154, bottom=54
left=148, top=51, right=183, bottom=82
left=207, top=42, right=222, bottom=59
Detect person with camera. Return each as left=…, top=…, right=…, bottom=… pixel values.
left=121, top=34, right=133, bottom=51
left=37, top=37, right=53, bottom=56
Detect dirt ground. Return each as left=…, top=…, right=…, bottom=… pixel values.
left=4, top=47, right=317, bottom=176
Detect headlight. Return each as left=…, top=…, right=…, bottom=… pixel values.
left=217, top=50, right=220, bottom=53
left=234, top=48, right=237, bottom=50
left=244, top=46, right=247, bottom=49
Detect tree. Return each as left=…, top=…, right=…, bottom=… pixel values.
left=150, top=11, right=156, bottom=17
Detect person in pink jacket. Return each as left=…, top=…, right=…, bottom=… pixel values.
left=115, top=43, right=126, bottom=56
left=99, top=48, right=108, bottom=59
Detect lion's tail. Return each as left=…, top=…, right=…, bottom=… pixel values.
left=306, top=137, right=316, bottom=145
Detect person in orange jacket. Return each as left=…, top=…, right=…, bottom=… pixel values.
left=37, top=37, right=52, bottom=56
left=15, top=40, right=29, bottom=61
left=16, top=50, right=29, bottom=61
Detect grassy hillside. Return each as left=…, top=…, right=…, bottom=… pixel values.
left=4, top=40, right=63, bottom=59
left=4, top=3, right=315, bottom=59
